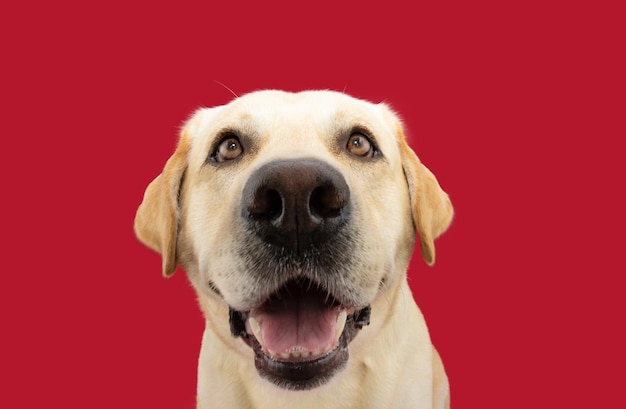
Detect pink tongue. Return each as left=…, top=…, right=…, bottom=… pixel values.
left=249, top=290, right=339, bottom=356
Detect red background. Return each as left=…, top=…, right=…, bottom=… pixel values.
left=2, top=1, right=624, bottom=407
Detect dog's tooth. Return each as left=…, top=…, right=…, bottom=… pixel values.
left=321, top=344, right=333, bottom=355
left=311, top=349, right=321, bottom=358
left=280, top=352, right=291, bottom=360
left=248, top=317, right=263, bottom=345
left=335, top=309, right=348, bottom=343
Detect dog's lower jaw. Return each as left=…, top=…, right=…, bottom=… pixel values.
left=196, top=282, right=448, bottom=409
left=229, top=306, right=371, bottom=390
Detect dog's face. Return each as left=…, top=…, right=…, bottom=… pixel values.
left=135, top=90, right=452, bottom=390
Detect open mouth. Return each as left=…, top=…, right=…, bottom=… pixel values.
left=229, top=278, right=371, bottom=390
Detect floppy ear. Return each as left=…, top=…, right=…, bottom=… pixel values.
left=134, top=132, right=190, bottom=277
left=398, top=130, right=454, bottom=266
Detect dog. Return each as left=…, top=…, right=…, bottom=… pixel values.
left=134, top=90, right=453, bottom=408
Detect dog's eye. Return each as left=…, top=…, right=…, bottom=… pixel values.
left=347, top=132, right=375, bottom=157
left=213, top=135, right=243, bottom=162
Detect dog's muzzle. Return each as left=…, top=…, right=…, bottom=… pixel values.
left=227, top=159, right=370, bottom=390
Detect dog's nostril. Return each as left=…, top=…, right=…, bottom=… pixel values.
left=310, top=185, right=344, bottom=219
left=247, top=188, right=283, bottom=221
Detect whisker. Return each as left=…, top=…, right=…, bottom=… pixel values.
left=214, top=80, right=239, bottom=98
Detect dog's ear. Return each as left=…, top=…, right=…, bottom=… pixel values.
left=397, top=126, right=454, bottom=266
left=134, top=131, right=191, bottom=277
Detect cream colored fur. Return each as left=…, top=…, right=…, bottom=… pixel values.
left=135, top=90, right=453, bottom=408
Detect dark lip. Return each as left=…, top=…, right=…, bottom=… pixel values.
left=229, top=306, right=371, bottom=390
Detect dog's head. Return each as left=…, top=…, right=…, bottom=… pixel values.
left=134, top=90, right=453, bottom=390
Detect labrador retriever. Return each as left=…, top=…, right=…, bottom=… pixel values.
left=134, top=90, right=453, bottom=408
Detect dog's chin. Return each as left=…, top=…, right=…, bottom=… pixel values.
left=228, top=278, right=371, bottom=390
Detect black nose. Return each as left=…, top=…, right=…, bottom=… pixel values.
left=242, top=159, right=350, bottom=254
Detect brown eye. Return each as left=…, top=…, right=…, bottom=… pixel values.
left=214, top=135, right=243, bottom=162
left=347, top=132, right=374, bottom=157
